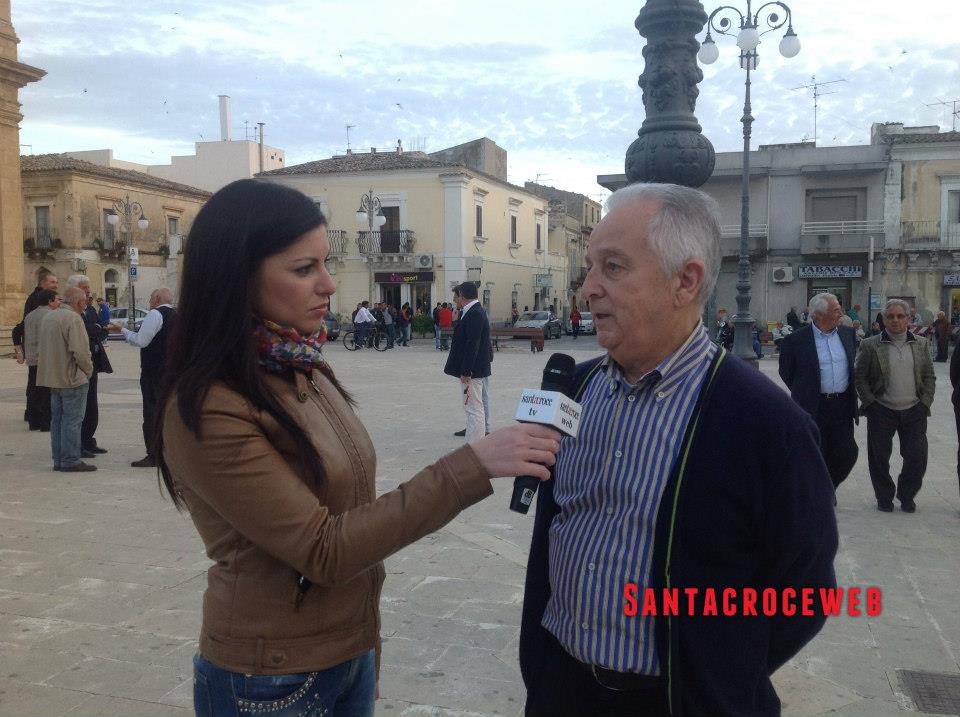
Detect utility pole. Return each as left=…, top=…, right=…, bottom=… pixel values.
left=791, top=75, right=846, bottom=144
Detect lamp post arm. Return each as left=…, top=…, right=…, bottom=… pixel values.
left=705, top=5, right=748, bottom=36
left=751, top=1, right=793, bottom=35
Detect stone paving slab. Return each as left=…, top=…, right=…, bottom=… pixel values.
left=1, top=337, right=959, bottom=716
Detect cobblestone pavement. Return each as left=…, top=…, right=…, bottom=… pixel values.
left=0, top=336, right=958, bottom=716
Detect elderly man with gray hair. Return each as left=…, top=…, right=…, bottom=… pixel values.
left=37, top=286, right=96, bottom=472
left=779, top=292, right=860, bottom=495
left=66, top=274, right=112, bottom=457
left=519, top=183, right=838, bottom=716
left=854, top=298, right=936, bottom=513
left=107, top=287, right=177, bottom=467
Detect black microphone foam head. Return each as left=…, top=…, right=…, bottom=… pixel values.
left=541, top=353, right=577, bottom=396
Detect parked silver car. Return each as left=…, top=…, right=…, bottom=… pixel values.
left=514, top=311, right=563, bottom=339
left=565, top=311, right=595, bottom=335
left=106, top=306, right=149, bottom=338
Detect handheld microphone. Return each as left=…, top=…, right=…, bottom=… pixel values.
left=509, top=353, right=581, bottom=514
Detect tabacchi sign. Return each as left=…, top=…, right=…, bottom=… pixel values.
left=798, top=265, right=863, bottom=279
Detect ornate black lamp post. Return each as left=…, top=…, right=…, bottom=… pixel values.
left=106, top=195, right=148, bottom=330
left=697, top=1, right=800, bottom=362
left=626, top=0, right=716, bottom=188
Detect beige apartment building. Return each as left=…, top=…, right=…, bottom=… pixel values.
left=524, top=181, right=601, bottom=309
left=20, top=154, right=209, bottom=308
left=260, top=139, right=566, bottom=325
left=598, top=121, right=960, bottom=327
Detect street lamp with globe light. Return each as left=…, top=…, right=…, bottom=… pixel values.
left=697, top=1, right=800, bottom=363
left=106, top=194, right=149, bottom=330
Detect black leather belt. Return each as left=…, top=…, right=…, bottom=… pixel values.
left=821, top=392, right=845, bottom=399
left=586, top=663, right=663, bottom=692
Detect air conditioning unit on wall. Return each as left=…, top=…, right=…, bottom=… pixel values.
left=414, top=254, right=433, bottom=269
left=772, top=266, right=794, bottom=283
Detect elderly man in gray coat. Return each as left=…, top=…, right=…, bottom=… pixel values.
left=854, top=298, right=935, bottom=513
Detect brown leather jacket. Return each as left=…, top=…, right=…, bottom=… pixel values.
left=162, top=368, right=493, bottom=675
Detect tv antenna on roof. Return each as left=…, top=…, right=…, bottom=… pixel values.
left=791, top=75, right=846, bottom=144
left=345, top=124, right=355, bottom=152
left=926, top=98, right=960, bottom=131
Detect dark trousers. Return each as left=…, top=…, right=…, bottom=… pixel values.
left=936, top=338, right=948, bottom=362
left=815, top=396, right=859, bottom=489
left=141, top=374, right=161, bottom=458
left=866, top=402, right=928, bottom=503
left=26, top=365, right=51, bottom=430
left=386, top=324, right=396, bottom=348
left=525, top=633, right=668, bottom=717
left=81, top=371, right=99, bottom=449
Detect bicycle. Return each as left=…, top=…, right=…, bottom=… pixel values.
left=342, top=325, right=389, bottom=352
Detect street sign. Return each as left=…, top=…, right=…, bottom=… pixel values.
left=129, top=266, right=138, bottom=281
left=128, top=247, right=139, bottom=265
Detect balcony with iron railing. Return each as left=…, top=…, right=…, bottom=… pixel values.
left=327, top=229, right=348, bottom=255
left=900, top=220, right=960, bottom=250
left=800, top=219, right=884, bottom=254
left=358, top=229, right=416, bottom=255
left=90, top=228, right=127, bottom=259
left=23, top=229, right=60, bottom=259
left=719, top=223, right=768, bottom=257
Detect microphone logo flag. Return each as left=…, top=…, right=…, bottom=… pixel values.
left=514, top=389, right=583, bottom=437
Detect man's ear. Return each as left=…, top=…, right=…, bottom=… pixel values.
left=674, top=259, right=706, bottom=308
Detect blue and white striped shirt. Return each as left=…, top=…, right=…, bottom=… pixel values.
left=542, top=323, right=717, bottom=674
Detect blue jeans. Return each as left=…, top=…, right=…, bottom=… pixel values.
left=434, top=324, right=441, bottom=349
left=402, top=324, right=411, bottom=345
left=193, top=651, right=375, bottom=717
left=50, top=383, right=88, bottom=468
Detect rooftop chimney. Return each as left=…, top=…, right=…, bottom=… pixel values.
left=218, top=95, right=231, bottom=141
left=371, top=147, right=377, bottom=154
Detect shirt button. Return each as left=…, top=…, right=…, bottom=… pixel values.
left=627, top=394, right=636, bottom=402
left=581, top=621, right=589, bottom=630
left=588, top=563, right=595, bottom=571
left=614, top=450, right=623, bottom=458
left=657, top=391, right=665, bottom=399
left=606, top=507, right=614, bottom=515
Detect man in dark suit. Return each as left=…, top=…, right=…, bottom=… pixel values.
left=779, top=292, right=859, bottom=491
left=444, top=281, right=491, bottom=443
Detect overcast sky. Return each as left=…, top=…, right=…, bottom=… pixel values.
left=14, top=0, right=960, bottom=200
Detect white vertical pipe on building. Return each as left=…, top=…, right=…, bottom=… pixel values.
left=218, top=95, right=231, bottom=141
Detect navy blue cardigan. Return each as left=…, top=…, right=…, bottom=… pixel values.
left=519, top=352, right=839, bottom=716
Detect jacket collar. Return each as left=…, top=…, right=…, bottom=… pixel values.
left=880, top=329, right=915, bottom=344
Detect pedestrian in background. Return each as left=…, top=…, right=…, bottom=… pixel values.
left=855, top=298, right=936, bottom=513
left=933, top=310, right=950, bottom=362
left=400, top=302, right=413, bottom=346
left=98, top=297, right=111, bottom=327
left=13, top=268, right=60, bottom=422
left=108, top=287, right=176, bottom=467
left=779, top=292, right=860, bottom=494
left=570, top=307, right=581, bottom=340
left=154, top=179, right=559, bottom=717
left=37, top=286, right=95, bottom=473
left=23, top=289, right=60, bottom=431
left=438, top=301, right=453, bottom=350
left=67, top=274, right=112, bottom=457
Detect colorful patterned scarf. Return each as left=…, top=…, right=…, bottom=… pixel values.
left=253, top=318, right=328, bottom=375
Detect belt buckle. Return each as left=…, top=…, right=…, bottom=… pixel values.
left=590, top=664, right=628, bottom=693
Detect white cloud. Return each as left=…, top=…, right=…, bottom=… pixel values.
left=13, top=0, right=960, bottom=193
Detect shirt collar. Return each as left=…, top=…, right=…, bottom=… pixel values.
left=461, top=299, right=480, bottom=314
left=602, top=323, right=714, bottom=395
left=812, top=322, right=837, bottom=339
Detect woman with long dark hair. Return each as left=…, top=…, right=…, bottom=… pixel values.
left=156, top=180, right=559, bottom=717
